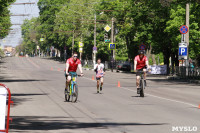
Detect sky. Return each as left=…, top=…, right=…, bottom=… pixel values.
left=1, top=0, right=39, bottom=47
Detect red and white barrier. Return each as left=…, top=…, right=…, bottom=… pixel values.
left=0, top=84, right=13, bottom=133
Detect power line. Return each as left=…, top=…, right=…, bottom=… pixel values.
left=36, top=0, right=116, bottom=7
left=11, top=2, right=35, bottom=5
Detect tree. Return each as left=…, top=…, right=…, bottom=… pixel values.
left=0, top=0, right=15, bottom=38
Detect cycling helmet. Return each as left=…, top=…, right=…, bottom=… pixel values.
left=138, top=50, right=145, bottom=55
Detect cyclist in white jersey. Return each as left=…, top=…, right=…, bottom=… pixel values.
left=94, top=58, right=105, bottom=93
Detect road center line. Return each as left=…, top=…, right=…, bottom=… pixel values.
left=26, top=57, right=40, bottom=68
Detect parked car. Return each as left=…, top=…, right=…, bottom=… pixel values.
left=116, top=63, right=131, bottom=72
left=5, top=52, right=11, bottom=57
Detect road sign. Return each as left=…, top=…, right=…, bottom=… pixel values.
left=105, top=39, right=110, bottom=43
left=40, top=38, right=44, bottom=42
left=104, top=33, right=110, bottom=42
left=93, top=46, right=97, bottom=51
left=178, top=42, right=187, bottom=60
left=104, top=25, right=111, bottom=32
left=180, top=25, right=188, bottom=34
left=79, top=42, right=84, bottom=47
left=139, top=44, right=146, bottom=50
left=79, top=47, right=83, bottom=53
left=179, top=47, right=187, bottom=56
left=109, top=43, right=116, bottom=50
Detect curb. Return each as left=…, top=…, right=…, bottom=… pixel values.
left=167, top=76, right=200, bottom=85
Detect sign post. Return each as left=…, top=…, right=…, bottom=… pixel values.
left=179, top=25, right=189, bottom=67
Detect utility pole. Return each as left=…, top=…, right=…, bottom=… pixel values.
left=110, top=17, right=115, bottom=72
left=111, top=17, right=115, bottom=59
left=72, top=30, right=74, bottom=56
left=186, top=3, right=190, bottom=68
left=93, top=14, right=97, bottom=66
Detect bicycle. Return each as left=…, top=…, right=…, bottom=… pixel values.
left=137, top=70, right=145, bottom=97
left=65, top=72, right=80, bottom=103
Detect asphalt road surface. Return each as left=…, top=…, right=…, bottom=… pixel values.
left=0, top=57, right=200, bottom=133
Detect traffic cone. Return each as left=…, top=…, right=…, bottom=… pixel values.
left=198, top=104, right=200, bottom=109
left=118, top=81, right=121, bottom=87
left=92, top=76, right=94, bottom=80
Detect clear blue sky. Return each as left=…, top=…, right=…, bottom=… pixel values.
left=1, top=0, right=39, bottom=47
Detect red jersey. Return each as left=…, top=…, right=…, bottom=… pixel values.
left=134, top=55, right=148, bottom=70
left=66, top=58, right=81, bottom=72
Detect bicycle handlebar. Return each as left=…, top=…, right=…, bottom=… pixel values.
left=66, top=73, right=83, bottom=77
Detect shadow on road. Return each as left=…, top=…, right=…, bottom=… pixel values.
left=10, top=116, right=167, bottom=131
left=148, top=78, right=199, bottom=86
left=0, top=79, right=48, bottom=83
left=11, top=93, right=48, bottom=106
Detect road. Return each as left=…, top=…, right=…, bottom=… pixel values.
left=0, top=57, right=200, bottom=133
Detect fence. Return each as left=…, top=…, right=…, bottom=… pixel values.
left=174, top=66, right=200, bottom=80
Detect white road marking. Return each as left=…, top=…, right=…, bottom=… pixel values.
left=120, top=87, right=197, bottom=108
left=26, top=58, right=40, bottom=68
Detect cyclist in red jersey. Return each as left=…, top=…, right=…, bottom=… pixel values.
left=65, top=52, right=84, bottom=91
left=134, top=50, right=149, bottom=94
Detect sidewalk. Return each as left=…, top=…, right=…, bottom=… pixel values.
left=83, top=67, right=200, bottom=85
left=167, top=75, right=200, bottom=84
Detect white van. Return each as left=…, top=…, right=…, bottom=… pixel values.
left=5, top=52, right=11, bottom=57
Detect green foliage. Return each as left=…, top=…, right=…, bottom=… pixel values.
left=20, top=0, right=200, bottom=66
left=0, top=0, right=15, bottom=38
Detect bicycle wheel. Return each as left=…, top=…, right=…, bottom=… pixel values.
left=72, top=84, right=78, bottom=103
left=65, top=85, right=70, bottom=102
left=140, top=79, right=144, bottom=97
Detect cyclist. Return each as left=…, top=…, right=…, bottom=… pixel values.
left=94, top=58, right=105, bottom=93
left=65, top=52, right=84, bottom=92
left=134, top=50, right=149, bottom=94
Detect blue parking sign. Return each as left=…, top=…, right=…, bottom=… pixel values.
left=109, top=43, right=116, bottom=50
left=179, top=47, right=187, bottom=56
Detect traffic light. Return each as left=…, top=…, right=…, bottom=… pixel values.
left=104, top=33, right=110, bottom=43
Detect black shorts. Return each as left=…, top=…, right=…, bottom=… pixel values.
left=96, top=76, right=103, bottom=80
left=136, top=66, right=147, bottom=76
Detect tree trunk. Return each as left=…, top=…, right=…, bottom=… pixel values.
left=151, top=54, right=156, bottom=65
left=164, top=53, right=170, bottom=74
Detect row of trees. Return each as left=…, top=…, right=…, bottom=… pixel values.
left=0, top=0, right=15, bottom=39
left=19, top=0, right=200, bottom=68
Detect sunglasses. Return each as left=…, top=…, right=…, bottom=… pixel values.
left=73, top=56, right=78, bottom=57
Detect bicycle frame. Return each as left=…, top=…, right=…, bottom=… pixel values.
left=139, top=72, right=145, bottom=85
left=69, top=75, right=77, bottom=95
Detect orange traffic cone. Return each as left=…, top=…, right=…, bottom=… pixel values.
left=92, top=76, right=94, bottom=80
left=118, top=81, right=121, bottom=87
left=198, top=104, right=200, bottom=109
